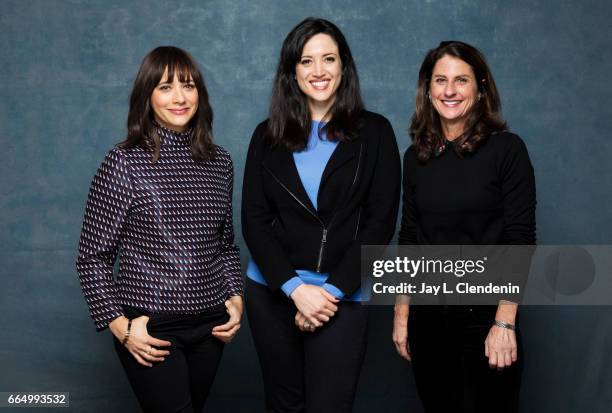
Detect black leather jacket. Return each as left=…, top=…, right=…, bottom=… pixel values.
left=241, top=111, right=401, bottom=296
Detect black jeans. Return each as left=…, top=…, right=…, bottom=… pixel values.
left=113, top=306, right=229, bottom=413
left=408, top=306, right=522, bottom=413
left=245, top=278, right=368, bottom=413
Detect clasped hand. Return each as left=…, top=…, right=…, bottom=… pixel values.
left=290, top=284, right=339, bottom=332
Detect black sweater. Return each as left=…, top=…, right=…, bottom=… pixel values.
left=242, top=111, right=401, bottom=296
left=399, top=132, right=536, bottom=246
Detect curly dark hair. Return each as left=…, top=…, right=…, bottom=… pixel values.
left=410, top=41, right=507, bottom=163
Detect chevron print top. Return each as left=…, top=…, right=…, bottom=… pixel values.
left=76, top=125, right=243, bottom=331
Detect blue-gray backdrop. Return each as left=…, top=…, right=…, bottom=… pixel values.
left=2, top=0, right=611, bottom=412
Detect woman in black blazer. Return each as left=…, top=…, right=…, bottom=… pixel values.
left=242, top=18, right=401, bottom=412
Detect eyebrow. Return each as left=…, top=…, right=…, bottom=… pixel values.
left=300, top=52, right=338, bottom=58
left=157, top=78, right=194, bottom=85
left=432, top=74, right=472, bottom=78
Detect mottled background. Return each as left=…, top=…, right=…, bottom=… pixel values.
left=1, top=0, right=611, bottom=411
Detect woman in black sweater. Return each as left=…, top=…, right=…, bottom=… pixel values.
left=242, top=18, right=401, bottom=412
left=392, top=41, right=536, bottom=412
left=76, top=47, right=243, bottom=413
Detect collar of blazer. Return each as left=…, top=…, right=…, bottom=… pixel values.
left=262, top=136, right=362, bottom=216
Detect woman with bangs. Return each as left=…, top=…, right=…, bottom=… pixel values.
left=242, top=18, right=401, bottom=412
left=392, top=41, right=536, bottom=412
left=76, top=46, right=243, bottom=413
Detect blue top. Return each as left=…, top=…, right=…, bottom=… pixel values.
left=247, top=121, right=362, bottom=301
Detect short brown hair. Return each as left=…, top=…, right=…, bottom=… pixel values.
left=119, top=46, right=215, bottom=162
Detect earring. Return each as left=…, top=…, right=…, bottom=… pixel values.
left=477, top=92, right=482, bottom=101
left=427, top=92, right=431, bottom=101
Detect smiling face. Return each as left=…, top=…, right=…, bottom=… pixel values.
left=295, top=33, right=342, bottom=120
left=150, top=67, right=198, bottom=132
left=429, top=54, right=479, bottom=137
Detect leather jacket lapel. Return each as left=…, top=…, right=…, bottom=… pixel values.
left=261, top=146, right=317, bottom=215
left=321, top=138, right=360, bottom=187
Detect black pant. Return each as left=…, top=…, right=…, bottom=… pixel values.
left=113, top=306, right=229, bottom=413
left=408, top=306, right=522, bottom=413
left=245, top=278, right=368, bottom=413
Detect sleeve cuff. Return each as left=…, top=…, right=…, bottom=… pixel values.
left=323, top=283, right=345, bottom=299
left=94, top=307, right=125, bottom=332
left=281, top=277, right=305, bottom=297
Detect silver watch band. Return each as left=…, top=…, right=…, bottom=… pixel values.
left=493, top=320, right=515, bottom=331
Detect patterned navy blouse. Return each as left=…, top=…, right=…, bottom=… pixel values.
left=76, top=125, right=243, bottom=331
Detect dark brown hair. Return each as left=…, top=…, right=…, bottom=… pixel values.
left=410, top=41, right=507, bottom=163
left=119, top=46, right=215, bottom=162
left=267, top=17, right=364, bottom=150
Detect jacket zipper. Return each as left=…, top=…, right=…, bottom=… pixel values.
left=316, top=228, right=328, bottom=272
left=263, top=144, right=362, bottom=273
